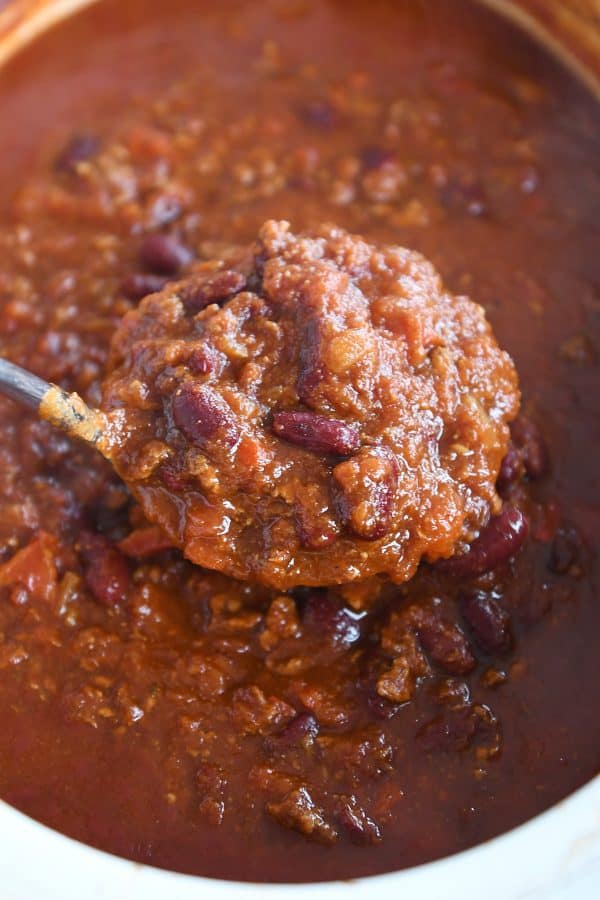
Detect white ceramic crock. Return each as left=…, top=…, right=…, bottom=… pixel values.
left=1, top=772, right=599, bottom=898
left=0, top=1, right=598, bottom=897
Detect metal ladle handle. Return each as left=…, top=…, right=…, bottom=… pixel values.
left=0, top=357, right=112, bottom=457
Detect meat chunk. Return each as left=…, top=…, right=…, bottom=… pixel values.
left=266, top=787, right=337, bottom=844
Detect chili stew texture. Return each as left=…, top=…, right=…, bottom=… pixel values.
left=0, top=0, right=598, bottom=883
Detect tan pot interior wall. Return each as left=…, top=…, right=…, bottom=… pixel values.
left=0, top=0, right=599, bottom=90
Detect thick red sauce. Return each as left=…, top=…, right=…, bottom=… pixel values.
left=0, top=0, right=598, bottom=883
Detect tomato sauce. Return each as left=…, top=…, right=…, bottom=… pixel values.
left=0, top=0, right=598, bottom=883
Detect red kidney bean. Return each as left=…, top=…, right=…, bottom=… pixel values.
left=417, top=619, right=475, bottom=674
left=437, top=505, right=529, bottom=578
left=461, top=590, right=512, bottom=654
left=55, top=132, right=101, bottom=172
left=160, top=460, right=191, bottom=492
left=548, top=526, right=583, bottom=576
left=121, top=272, right=168, bottom=301
left=360, top=145, right=396, bottom=170
left=294, top=505, right=339, bottom=550
left=296, top=317, right=325, bottom=405
left=287, top=174, right=316, bottom=192
left=511, top=415, right=549, bottom=479
left=417, top=706, right=478, bottom=752
left=171, top=383, right=237, bottom=447
left=298, top=100, right=337, bottom=130
left=272, top=411, right=359, bottom=456
left=179, top=270, right=247, bottom=313
left=187, top=343, right=227, bottom=377
left=265, top=713, right=320, bottom=753
left=333, top=796, right=382, bottom=845
left=139, top=233, right=193, bottom=275
left=333, top=446, right=398, bottom=540
left=79, top=532, right=130, bottom=606
left=302, top=592, right=363, bottom=648
left=497, top=442, right=523, bottom=491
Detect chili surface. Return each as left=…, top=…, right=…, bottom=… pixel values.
left=0, top=0, right=598, bottom=883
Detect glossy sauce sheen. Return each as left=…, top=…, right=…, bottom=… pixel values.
left=0, top=0, right=598, bottom=883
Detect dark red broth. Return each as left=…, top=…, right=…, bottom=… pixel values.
left=0, top=0, right=598, bottom=883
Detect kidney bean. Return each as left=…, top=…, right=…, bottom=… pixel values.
left=187, top=343, right=227, bottom=377
left=417, top=706, right=478, bottom=752
left=288, top=174, right=316, bottom=192
left=461, top=590, right=512, bottom=653
left=55, top=132, right=101, bottom=172
left=548, top=526, right=583, bottom=576
left=265, top=713, right=320, bottom=753
left=171, top=383, right=237, bottom=447
left=179, top=270, right=246, bottom=313
left=296, top=317, right=325, bottom=405
left=139, top=233, right=193, bottom=275
left=302, top=592, right=362, bottom=648
left=437, top=505, right=529, bottom=578
left=333, top=446, right=398, bottom=540
left=78, top=532, right=130, bottom=606
left=296, top=317, right=325, bottom=406
left=418, top=619, right=475, bottom=674
left=497, top=442, right=523, bottom=491
left=333, top=796, right=382, bottom=845
left=511, top=415, right=549, bottom=479
left=121, top=272, right=168, bottom=301
left=294, top=505, right=339, bottom=550
left=298, top=100, right=337, bottom=130
left=272, top=410, right=359, bottom=456
left=360, top=145, right=396, bottom=171
left=160, top=459, right=191, bottom=492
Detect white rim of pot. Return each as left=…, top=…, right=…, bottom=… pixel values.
left=0, top=773, right=599, bottom=899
